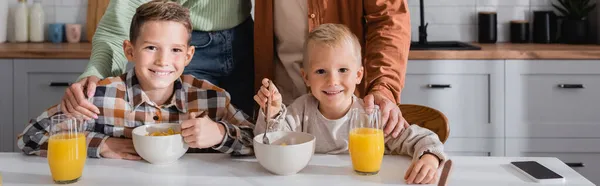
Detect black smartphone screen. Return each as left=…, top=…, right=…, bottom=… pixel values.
left=511, top=161, right=564, bottom=179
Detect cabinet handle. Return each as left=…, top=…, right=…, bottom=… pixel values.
left=427, top=84, right=451, bottom=89
left=49, top=82, right=71, bottom=87
left=565, top=162, right=585, bottom=168
left=558, top=84, right=584, bottom=89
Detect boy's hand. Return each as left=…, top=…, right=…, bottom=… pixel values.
left=253, top=78, right=282, bottom=118
left=61, top=76, right=101, bottom=121
left=181, top=112, right=226, bottom=148
left=100, top=137, right=141, bottom=160
left=404, top=154, right=440, bottom=184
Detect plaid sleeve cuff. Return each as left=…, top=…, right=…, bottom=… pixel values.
left=86, top=132, right=109, bottom=158
left=211, top=121, right=230, bottom=152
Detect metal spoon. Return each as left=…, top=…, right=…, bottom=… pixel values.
left=262, top=80, right=273, bottom=145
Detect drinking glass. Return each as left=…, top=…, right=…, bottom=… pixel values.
left=348, top=106, right=385, bottom=175
left=47, top=114, right=87, bottom=184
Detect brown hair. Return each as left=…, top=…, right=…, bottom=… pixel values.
left=303, top=23, right=362, bottom=69
left=129, top=0, right=192, bottom=44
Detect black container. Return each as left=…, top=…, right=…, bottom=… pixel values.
left=533, top=11, right=558, bottom=43
left=561, top=19, right=589, bottom=44
left=478, top=12, right=497, bottom=43
left=510, top=20, right=530, bottom=43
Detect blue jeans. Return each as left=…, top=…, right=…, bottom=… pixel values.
left=183, top=18, right=255, bottom=118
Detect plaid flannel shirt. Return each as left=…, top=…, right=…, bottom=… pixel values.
left=17, top=69, right=255, bottom=158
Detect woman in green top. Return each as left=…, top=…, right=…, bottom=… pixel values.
left=60, top=0, right=255, bottom=118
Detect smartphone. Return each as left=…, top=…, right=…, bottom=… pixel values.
left=510, top=161, right=565, bottom=183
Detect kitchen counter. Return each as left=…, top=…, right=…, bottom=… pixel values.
left=2, top=42, right=600, bottom=60
left=0, top=153, right=594, bottom=186
left=0, top=42, right=91, bottom=59
left=409, top=43, right=600, bottom=60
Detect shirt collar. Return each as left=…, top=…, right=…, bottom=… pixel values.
left=125, top=68, right=187, bottom=112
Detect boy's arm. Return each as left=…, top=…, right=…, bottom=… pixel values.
left=16, top=105, right=109, bottom=158
left=254, top=98, right=307, bottom=136
left=385, top=125, right=447, bottom=162
left=78, top=0, right=147, bottom=80
left=211, top=102, right=255, bottom=156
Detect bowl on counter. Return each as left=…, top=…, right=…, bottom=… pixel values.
left=253, top=131, right=316, bottom=175
left=132, top=123, right=188, bottom=165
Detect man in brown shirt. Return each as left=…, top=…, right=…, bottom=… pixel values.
left=254, top=0, right=411, bottom=137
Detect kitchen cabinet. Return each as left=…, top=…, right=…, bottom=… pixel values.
left=402, top=60, right=505, bottom=157
left=12, top=59, right=87, bottom=151
left=402, top=60, right=505, bottom=138
left=0, top=60, right=13, bottom=152
left=505, top=138, right=600, bottom=185
left=444, top=138, right=504, bottom=156
left=505, top=60, right=600, bottom=138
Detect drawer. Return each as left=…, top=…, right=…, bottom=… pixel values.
left=506, top=60, right=600, bottom=138
left=403, top=60, right=504, bottom=138
left=26, top=73, right=82, bottom=119
left=506, top=138, right=600, bottom=185
left=444, top=138, right=504, bottom=157
left=13, top=59, right=87, bottom=151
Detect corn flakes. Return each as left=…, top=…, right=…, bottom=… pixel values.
left=147, top=128, right=180, bottom=136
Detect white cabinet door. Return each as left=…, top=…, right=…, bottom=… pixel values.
left=0, top=60, right=13, bottom=152
left=13, top=59, right=87, bottom=151
left=506, top=138, right=600, bottom=185
left=506, top=60, right=600, bottom=138
left=444, top=138, right=504, bottom=157
left=402, top=60, right=505, bottom=138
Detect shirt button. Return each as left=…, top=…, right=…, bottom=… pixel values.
left=309, top=14, right=316, bottom=18
left=153, top=116, right=159, bottom=120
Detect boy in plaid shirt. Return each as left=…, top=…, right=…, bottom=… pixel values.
left=17, top=1, right=254, bottom=159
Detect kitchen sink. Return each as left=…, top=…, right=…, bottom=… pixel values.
left=410, top=41, right=481, bottom=50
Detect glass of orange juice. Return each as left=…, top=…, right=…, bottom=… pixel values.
left=348, top=107, right=384, bottom=175
left=47, top=114, right=87, bottom=184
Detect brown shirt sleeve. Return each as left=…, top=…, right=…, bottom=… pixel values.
left=363, top=0, right=411, bottom=104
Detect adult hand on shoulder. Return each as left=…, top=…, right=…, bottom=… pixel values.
left=363, top=91, right=409, bottom=138
left=60, top=76, right=101, bottom=120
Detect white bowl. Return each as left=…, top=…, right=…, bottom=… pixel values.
left=132, top=123, right=189, bottom=165
left=253, top=131, right=316, bottom=175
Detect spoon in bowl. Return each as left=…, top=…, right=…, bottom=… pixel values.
left=262, top=80, right=274, bottom=145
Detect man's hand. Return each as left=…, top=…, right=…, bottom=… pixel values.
left=363, top=91, right=409, bottom=137
left=99, top=137, right=141, bottom=160
left=60, top=76, right=101, bottom=120
left=180, top=112, right=226, bottom=148
left=404, top=154, right=440, bottom=184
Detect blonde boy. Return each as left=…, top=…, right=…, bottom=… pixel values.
left=18, top=1, right=254, bottom=159
left=254, top=24, right=446, bottom=184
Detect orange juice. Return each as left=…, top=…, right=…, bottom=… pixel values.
left=47, top=133, right=87, bottom=182
left=348, top=128, right=385, bottom=174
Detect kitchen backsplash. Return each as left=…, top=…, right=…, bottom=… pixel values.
left=6, top=0, right=87, bottom=42
left=4, top=0, right=599, bottom=43
left=408, top=0, right=599, bottom=43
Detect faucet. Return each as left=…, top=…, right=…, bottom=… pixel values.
left=418, top=0, right=428, bottom=44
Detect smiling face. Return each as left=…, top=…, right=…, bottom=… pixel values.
left=302, top=42, right=363, bottom=112
left=123, top=20, right=194, bottom=92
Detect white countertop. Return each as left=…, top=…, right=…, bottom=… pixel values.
left=0, top=153, right=594, bottom=186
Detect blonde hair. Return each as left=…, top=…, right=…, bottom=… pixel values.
left=129, top=0, right=192, bottom=44
left=303, top=24, right=362, bottom=69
